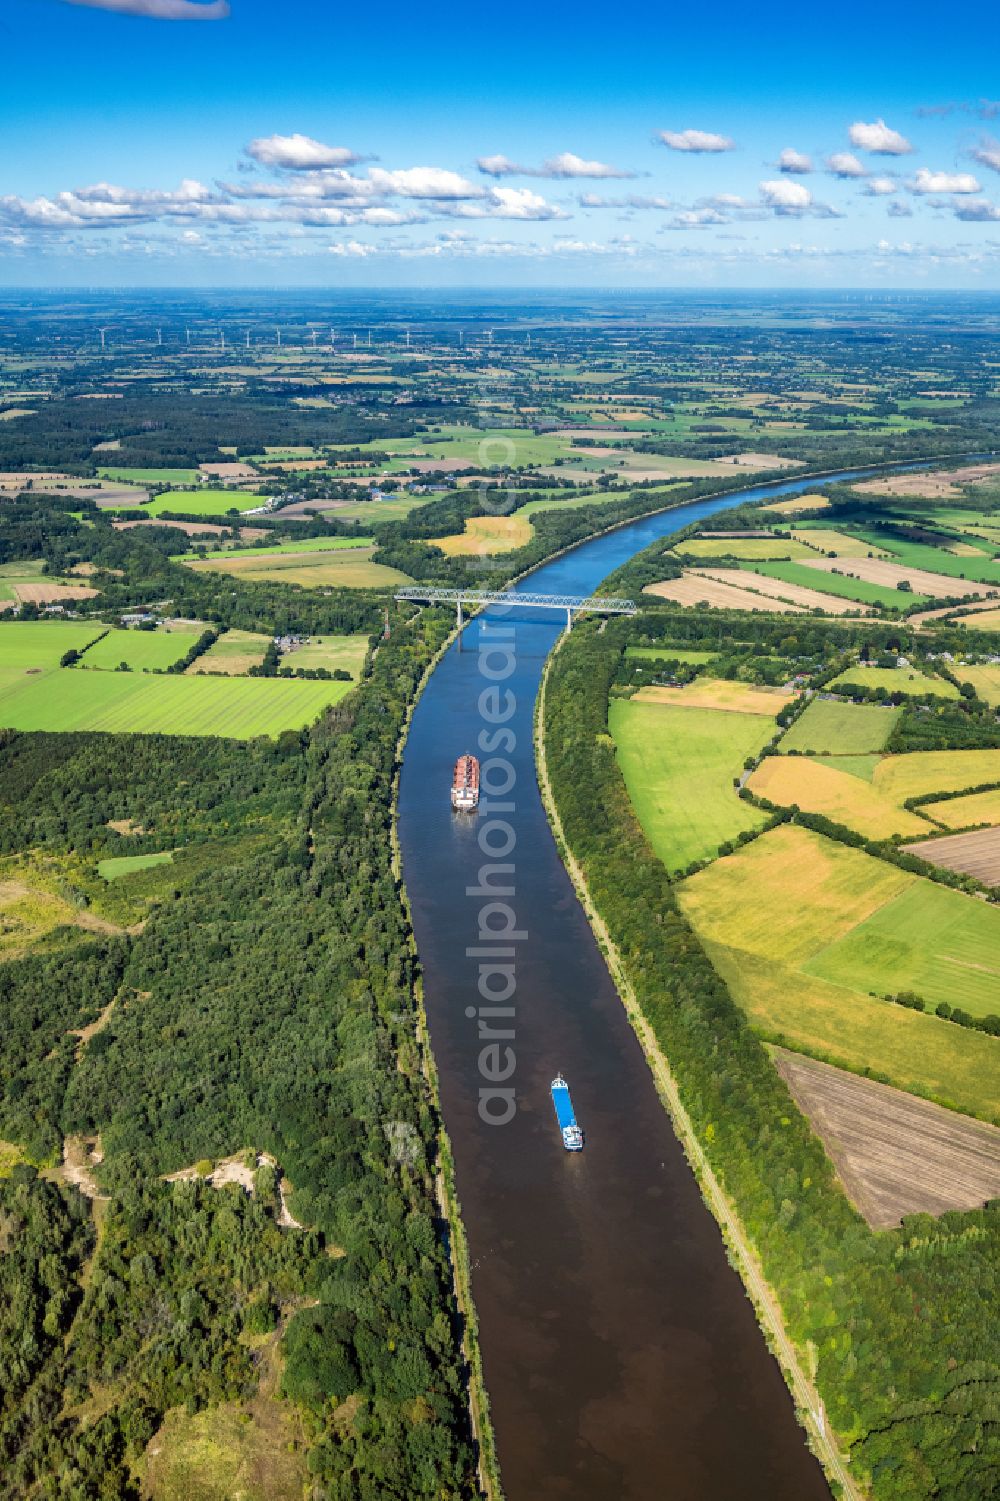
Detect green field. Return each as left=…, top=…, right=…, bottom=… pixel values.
left=830, top=665, right=960, bottom=698
left=77, top=627, right=200, bottom=672
left=0, top=669, right=351, bottom=738
left=624, top=646, right=718, bottom=664
left=98, top=851, right=174, bottom=881
left=283, top=634, right=369, bottom=676
left=744, top=560, right=927, bottom=610
left=173, top=535, right=373, bottom=562
left=675, top=536, right=815, bottom=561
left=807, top=879, right=1000, bottom=1017
left=678, top=824, right=999, bottom=1117
left=183, top=546, right=409, bottom=589
left=780, top=698, right=901, bottom=754
left=316, top=495, right=436, bottom=523
left=0, top=620, right=106, bottom=668
left=855, top=529, right=1000, bottom=587
left=609, top=698, right=771, bottom=871
left=145, top=490, right=267, bottom=517
left=97, top=466, right=200, bottom=486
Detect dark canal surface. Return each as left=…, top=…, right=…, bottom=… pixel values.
left=399, top=471, right=888, bottom=1499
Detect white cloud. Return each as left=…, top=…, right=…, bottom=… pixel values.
left=368, top=166, right=482, bottom=199
left=61, top=0, right=228, bottom=17
left=476, top=152, right=633, bottom=179
left=328, top=240, right=376, bottom=257
left=667, top=208, right=728, bottom=229
left=578, top=193, right=672, bottom=209
left=826, top=153, right=867, bottom=178
left=658, top=128, right=735, bottom=153
left=864, top=176, right=898, bottom=196
left=459, top=187, right=566, bottom=220
left=477, top=155, right=520, bottom=177
left=778, top=148, right=813, bottom=174
left=970, top=138, right=1000, bottom=174
left=910, top=168, right=981, bottom=195
left=540, top=152, right=633, bottom=179
left=246, top=134, right=365, bottom=171
left=848, top=119, right=913, bottom=155
left=759, top=179, right=812, bottom=211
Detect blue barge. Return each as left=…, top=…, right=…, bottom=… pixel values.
left=550, top=1073, right=584, bottom=1151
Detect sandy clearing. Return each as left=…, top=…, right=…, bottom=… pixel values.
left=700, top=568, right=872, bottom=615
left=775, top=1049, right=1000, bottom=1229
left=59, top=1136, right=109, bottom=1201
left=801, top=556, right=996, bottom=598
left=643, top=572, right=804, bottom=613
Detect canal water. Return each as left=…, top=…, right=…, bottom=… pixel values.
left=398, top=471, right=884, bottom=1499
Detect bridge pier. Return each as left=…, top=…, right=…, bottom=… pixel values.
left=565, top=606, right=573, bottom=633
left=456, top=599, right=463, bottom=631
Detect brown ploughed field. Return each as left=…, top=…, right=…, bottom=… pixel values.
left=902, top=825, right=1000, bottom=885
left=775, top=1049, right=1000, bottom=1229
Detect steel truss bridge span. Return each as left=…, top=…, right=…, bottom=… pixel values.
left=394, top=586, right=637, bottom=632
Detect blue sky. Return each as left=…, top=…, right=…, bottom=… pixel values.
left=4, top=0, right=1000, bottom=286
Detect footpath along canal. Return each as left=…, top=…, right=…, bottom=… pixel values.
left=398, top=469, right=892, bottom=1499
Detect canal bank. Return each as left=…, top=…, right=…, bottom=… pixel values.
left=396, top=465, right=928, bottom=1499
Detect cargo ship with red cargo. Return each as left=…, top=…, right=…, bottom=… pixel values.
left=451, top=753, right=480, bottom=812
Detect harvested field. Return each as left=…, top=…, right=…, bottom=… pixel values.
left=5, top=581, right=97, bottom=607
left=790, top=528, right=892, bottom=558
left=113, top=519, right=264, bottom=540
left=780, top=698, right=900, bottom=754
left=678, top=825, right=1000, bottom=1118
left=853, top=462, right=1000, bottom=500
left=282, top=634, right=368, bottom=676
left=198, top=461, right=258, bottom=480
left=902, top=825, right=1000, bottom=884
left=643, top=572, right=803, bottom=613
left=431, top=514, right=533, bottom=556
left=953, top=663, right=1000, bottom=704
left=701, top=568, right=872, bottom=615
left=189, top=629, right=272, bottom=676
left=634, top=678, right=793, bottom=715
left=908, top=600, right=1000, bottom=627
left=766, top=494, right=831, bottom=515
left=962, top=607, right=1000, bottom=631
left=802, top=555, right=994, bottom=598
left=923, top=787, right=1000, bottom=830
left=748, top=757, right=927, bottom=839
left=773, top=1049, right=1000, bottom=1228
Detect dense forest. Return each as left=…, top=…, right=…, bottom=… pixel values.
left=542, top=617, right=1000, bottom=1501
left=0, top=605, right=482, bottom=1498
